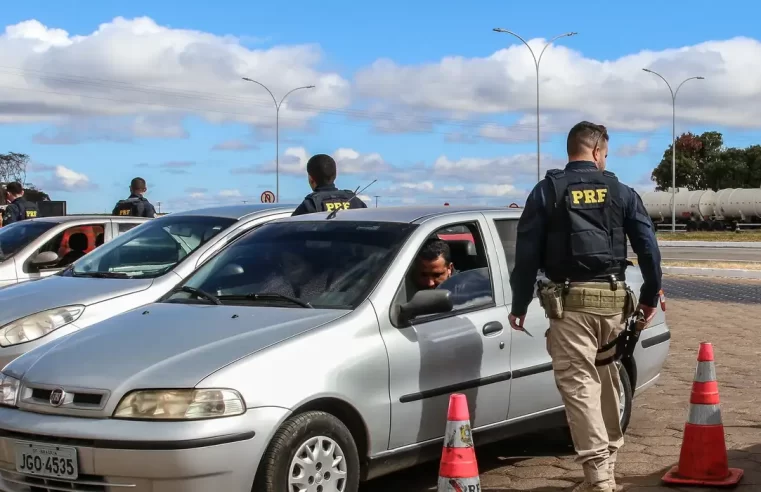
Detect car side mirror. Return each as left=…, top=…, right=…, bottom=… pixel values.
left=30, top=251, right=59, bottom=267
left=398, top=289, right=453, bottom=325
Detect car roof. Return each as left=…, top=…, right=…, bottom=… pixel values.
left=27, top=215, right=151, bottom=224
left=277, top=205, right=523, bottom=224
left=166, top=203, right=297, bottom=220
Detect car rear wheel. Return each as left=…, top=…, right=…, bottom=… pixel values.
left=253, top=410, right=360, bottom=492
left=618, top=362, right=633, bottom=433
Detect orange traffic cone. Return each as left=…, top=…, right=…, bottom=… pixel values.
left=662, top=342, right=743, bottom=486
left=438, top=393, right=480, bottom=492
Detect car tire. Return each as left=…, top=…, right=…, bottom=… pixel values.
left=618, top=362, right=633, bottom=433
left=253, top=410, right=360, bottom=492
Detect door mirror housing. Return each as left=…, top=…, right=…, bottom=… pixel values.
left=30, top=251, right=59, bottom=267
left=397, top=289, right=453, bottom=325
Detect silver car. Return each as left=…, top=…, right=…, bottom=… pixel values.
left=0, top=206, right=670, bottom=492
left=0, top=215, right=149, bottom=288
left=0, top=204, right=294, bottom=369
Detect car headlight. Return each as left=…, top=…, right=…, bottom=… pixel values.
left=113, top=389, right=246, bottom=420
left=0, top=373, right=20, bottom=407
left=0, top=306, right=85, bottom=347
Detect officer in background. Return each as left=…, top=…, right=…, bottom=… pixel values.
left=112, top=177, right=156, bottom=218
left=291, top=154, right=367, bottom=216
left=507, top=121, right=662, bottom=492
left=2, top=182, right=39, bottom=226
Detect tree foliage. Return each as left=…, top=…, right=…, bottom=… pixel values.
left=0, top=152, right=29, bottom=184
left=651, top=132, right=761, bottom=191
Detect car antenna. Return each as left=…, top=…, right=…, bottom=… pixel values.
left=327, top=179, right=377, bottom=220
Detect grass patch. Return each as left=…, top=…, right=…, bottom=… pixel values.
left=631, top=258, right=761, bottom=270
left=656, top=231, right=761, bottom=242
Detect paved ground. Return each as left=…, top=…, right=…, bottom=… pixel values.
left=628, top=246, right=761, bottom=263
left=363, top=275, right=761, bottom=491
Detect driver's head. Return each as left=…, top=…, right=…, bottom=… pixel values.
left=413, top=239, right=454, bottom=290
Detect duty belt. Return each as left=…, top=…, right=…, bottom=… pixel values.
left=596, top=310, right=646, bottom=366
left=563, top=281, right=628, bottom=310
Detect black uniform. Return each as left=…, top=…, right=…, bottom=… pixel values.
left=2, top=197, right=39, bottom=225
left=112, top=194, right=156, bottom=218
left=291, top=184, right=368, bottom=216
left=509, top=160, right=662, bottom=317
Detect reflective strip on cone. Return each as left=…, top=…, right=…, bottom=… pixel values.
left=437, top=476, right=481, bottom=492
left=688, top=403, right=723, bottom=426
left=694, top=361, right=717, bottom=383
left=443, top=420, right=474, bottom=448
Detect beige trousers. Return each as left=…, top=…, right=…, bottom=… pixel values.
left=546, top=309, right=625, bottom=486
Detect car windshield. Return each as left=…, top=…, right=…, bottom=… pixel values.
left=165, top=220, right=418, bottom=309
left=0, top=220, right=58, bottom=261
left=67, top=215, right=237, bottom=279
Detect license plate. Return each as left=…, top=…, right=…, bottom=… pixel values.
left=14, top=441, right=78, bottom=480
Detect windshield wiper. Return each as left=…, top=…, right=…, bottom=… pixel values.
left=175, top=286, right=223, bottom=305
left=72, top=271, right=130, bottom=278
left=217, top=292, right=313, bottom=308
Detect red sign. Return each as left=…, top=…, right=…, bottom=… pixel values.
left=261, top=191, right=275, bottom=203
left=508, top=202, right=520, bottom=208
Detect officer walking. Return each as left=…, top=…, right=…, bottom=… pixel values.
left=291, top=154, right=367, bottom=216
left=2, top=182, right=39, bottom=225
left=507, top=121, right=662, bottom=492
left=112, top=177, right=156, bottom=218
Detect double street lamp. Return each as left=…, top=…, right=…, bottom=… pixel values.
left=493, top=28, right=577, bottom=182
left=641, top=69, right=704, bottom=233
left=242, top=77, right=315, bottom=202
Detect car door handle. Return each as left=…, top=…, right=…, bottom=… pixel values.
left=482, top=321, right=503, bottom=336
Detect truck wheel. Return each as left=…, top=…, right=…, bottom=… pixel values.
left=253, top=411, right=360, bottom=492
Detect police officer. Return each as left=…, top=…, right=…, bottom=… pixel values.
left=2, top=182, right=39, bottom=225
left=507, top=121, right=662, bottom=492
left=112, top=177, right=156, bottom=218
left=291, top=154, right=367, bottom=216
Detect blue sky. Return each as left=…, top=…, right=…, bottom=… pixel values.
left=2, top=0, right=760, bottom=213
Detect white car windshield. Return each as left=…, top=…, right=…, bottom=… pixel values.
left=0, top=220, right=58, bottom=262
left=67, top=215, right=237, bottom=279
left=165, top=220, right=418, bottom=309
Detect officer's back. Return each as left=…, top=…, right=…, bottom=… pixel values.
left=2, top=182, right=39, bottom=226
left=291, top=154, right=367, bottom=216
left=112, top=177, right=156, bottom=218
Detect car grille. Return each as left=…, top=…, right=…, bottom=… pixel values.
left=19, top=384, right=108, bottom=412
left=0, top=469, right=135, bottom=491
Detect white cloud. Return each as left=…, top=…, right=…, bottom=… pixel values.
left=219, top=189, right=241, bottom=197
left=0, top=17, right=350, bottom=128
left=615, top=138, right=650, bottom=157
left=30, top=165, right=94, bottom=192
left=211, top=139, right=258, bottom=151
left=231, top=146, right=392, bottom=176
left=354, top=36, right=761, bottom=131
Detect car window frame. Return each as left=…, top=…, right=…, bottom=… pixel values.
left=24, top=222, right=107, bottom=273
left=389, top=219, right=497, bottom=328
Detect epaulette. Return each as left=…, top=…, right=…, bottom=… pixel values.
left=545, top=169, right=565, bottom=179
left=602, top=170, right=618, bottom=178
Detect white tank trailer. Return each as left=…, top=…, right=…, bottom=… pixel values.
left=641, top=187, right=761, bottom=231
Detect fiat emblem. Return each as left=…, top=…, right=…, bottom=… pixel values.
left=49, top=388, right=65, bottom=407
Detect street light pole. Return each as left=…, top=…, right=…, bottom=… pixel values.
left=242, top=78, right=315, bottom=202
left=642, top=69, right=704, bottom=233
left=493, top=28, right=577, bottom=183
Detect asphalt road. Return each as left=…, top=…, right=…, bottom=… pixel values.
left=628, top=245, right=761, bottom=262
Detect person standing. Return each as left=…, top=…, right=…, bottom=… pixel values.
left=2, top=182, right=39, bottom=225
left=112, top=177, right=156, bottom=218
left=291, top=154, right=367, bottom=216
left=507, top=121, right=662, bottom=492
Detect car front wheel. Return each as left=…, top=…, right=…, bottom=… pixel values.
left=253, top=410, right=360, bottom=492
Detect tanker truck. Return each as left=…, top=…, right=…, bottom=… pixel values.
left=641, top=187, right=761, bottom=231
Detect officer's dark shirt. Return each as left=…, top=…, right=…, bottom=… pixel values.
left=2, top=198, right=33, bottom=225
left=291, top=184, right=367, bottom=216
left=112, top=193, right=156, bottom=218
left=509, top=161, right=662, bottom=317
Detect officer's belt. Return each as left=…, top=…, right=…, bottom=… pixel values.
left=563, top=282, right=628, bottom=310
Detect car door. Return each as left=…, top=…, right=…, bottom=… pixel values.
left=17, top=221, right=108, bottom=282
left=481, top=212, right=562, bottom=419
left=378, top=213, right=512, bottom=449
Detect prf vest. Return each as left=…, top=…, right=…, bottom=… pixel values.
left=305, top=189, right=362, bottom=213
left=543, top=168, right=627, bottom=283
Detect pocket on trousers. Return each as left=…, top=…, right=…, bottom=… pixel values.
left=551, top=357, right=571, bottom=372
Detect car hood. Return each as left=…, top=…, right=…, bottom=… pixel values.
left=0, top=275, right=153, bottom=326
left=10, top=302, right=349, bottom=394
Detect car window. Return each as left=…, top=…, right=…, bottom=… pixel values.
left=0, top=221, right=58, bottom=262
left=68, top=215, right=237, bottom=279
left=117, top=223, right=140, bottom=234
left=167, top=221, right=418, bottom=309
left=492, top=219, right=518, bottom=275
left=395, top=221, right=495, bottom=318
left=28, top=224, right=106, bottom=271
